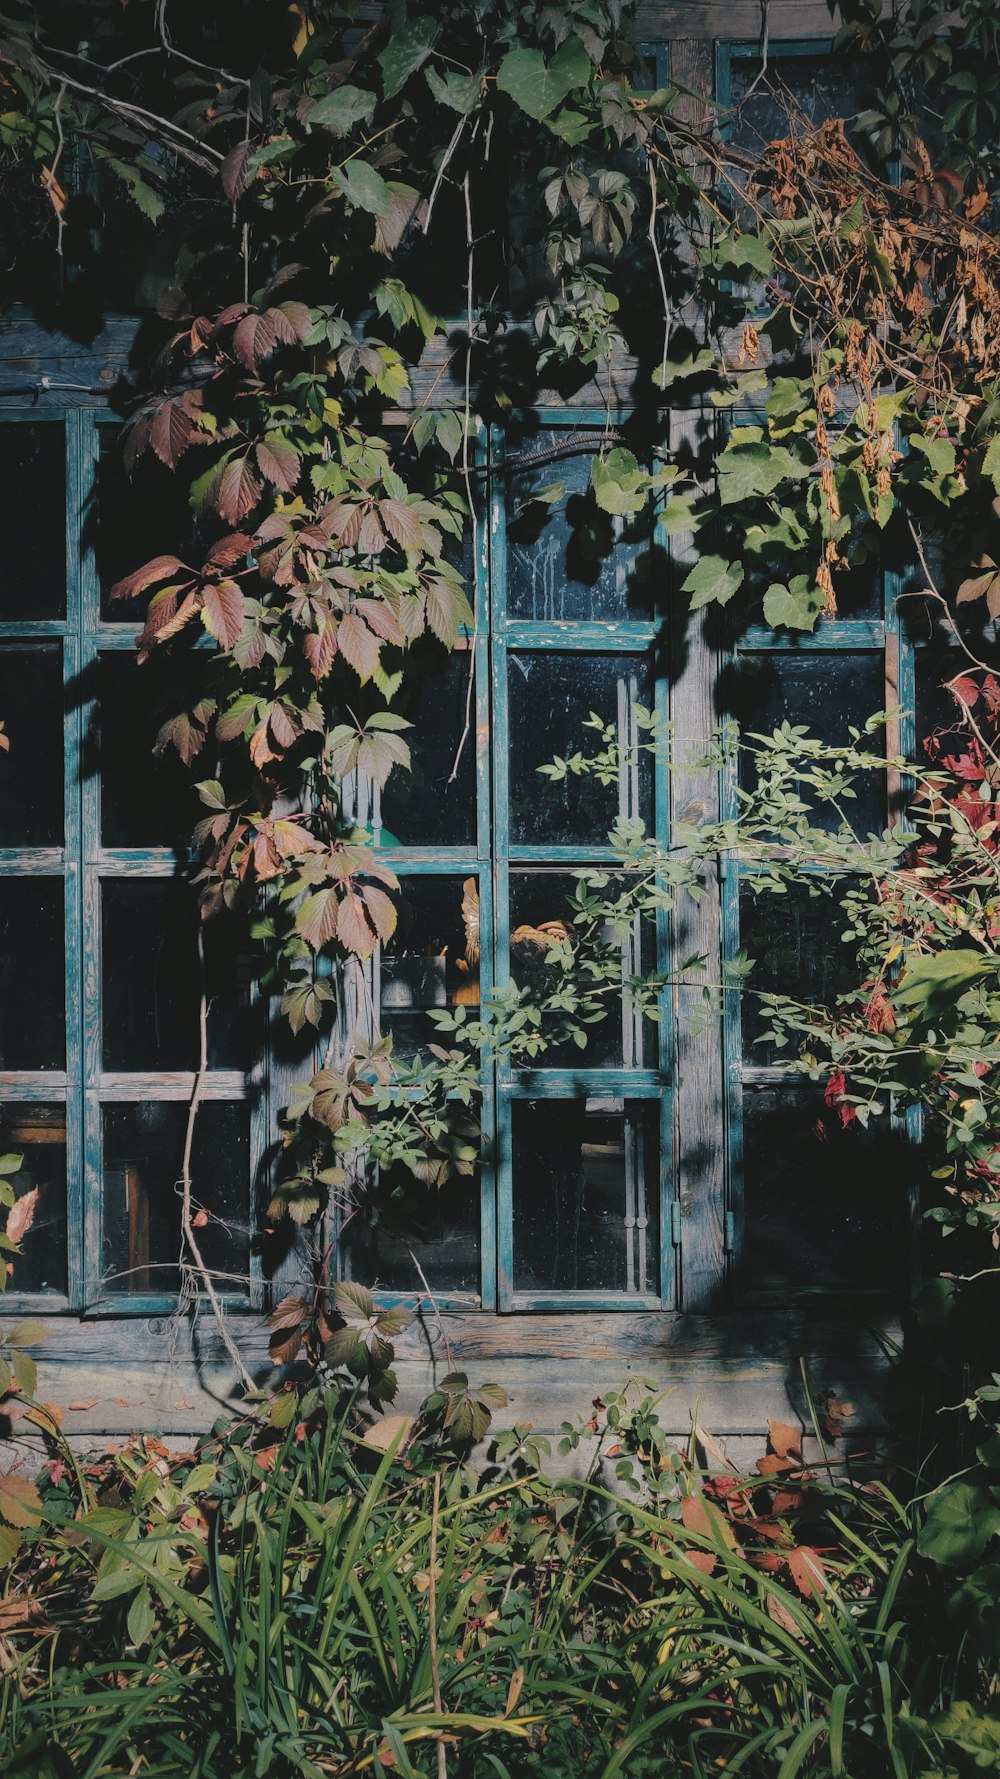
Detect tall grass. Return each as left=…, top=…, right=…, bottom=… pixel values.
left=0, top=1391, right=976, bottom=1777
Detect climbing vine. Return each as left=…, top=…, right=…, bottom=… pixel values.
left=2, top=0, right=1000, bottom=1412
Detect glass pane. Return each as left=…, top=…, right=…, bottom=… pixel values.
left=102, top=881, right=250, bottom=1071
left=96, top=428, right=199, bottom=621
left=509, top=653, right=652, bottom=845
left=0, top=425, right=65, bottom=621
left=732, top=651, right=886, bottom=833
left=915, top=645, right=972, bottom=764
left=739, top=880, right=859, bottom=1065
left=102, top=1101, right=249, bottom=1295
left=0, top=879, right=64, bottom=1070
left=740, top=1087, right=899, bottom=1302
left=0, top=644, right=63, bottom=846
left=378, top=645, right=476, bottom=847
left=729, top=54, right=869, bottom=153
left=512, top=1098, right=659, bottom=1295
left=343, top=1166, right=480, bottom=1297
left=379, top=875, right=478, bottom=1059
left=97, top=652, right=199, bottom=848
left=506, top=432, right=658, bottom=620
left=0, top=1104, right=67, bottom=1294
left=510, top=869, right=652, bottom=1068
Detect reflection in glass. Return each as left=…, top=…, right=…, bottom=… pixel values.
left=343, top=1166, right=480, bottom=1297
left=729, top=55, right=868, bottom=154
left=102, top=881, right=250, bottom=1071
left=0, top=1104, right=67, bottom=1294
left=506, top=432, right=657, bottom=620
left=378, top=875, right=478, bottom=1058
left=102, top=1100, right=249, bottom=1294
left=96, top=428, right=197, bottom=620
left=0, top=426, right=65, bottom=621
left=509, top=653, right=651, bottom=845
left=739, top=880, right=859, bottom=1064
left=98, top=652, right=198, bottom=848
left=377, top=646, right=476, bottom=847
left=509, top=869, right=650, bottom=1068
left=512, top=1098, right=659, bottom=1294
left=741, top=1087, right=898, bottom=1301
left=0, top=645, right=63, bottom=846
left=732, top=651, right=885, bottom=833
left=0, top=879, right=64, bottom=1070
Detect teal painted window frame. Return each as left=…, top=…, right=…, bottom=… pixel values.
left=0, top=407, right=263, bottom=1316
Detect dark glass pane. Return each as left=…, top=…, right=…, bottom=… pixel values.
left=378, top=647, right=476, bottom=847
left=0, top=879, right=64, bottom=1070
left=740, top=1087, right=900, bottom=1302
left=915, top=645, right=975, bottom=765
left=732, top=651, right=886, bottom=833
left=512, top=1098, right=659, bottom=1295
left=0, top=645, right=63, bottom=846
left=0, top=1104, right=67, bottom=1294
left=509, top=653, right=652, bottom=844
left=102, top=1100, right=249, bottom=1295
left=343, top=1167, right=480, bottom=1297
left=102, top=881, right=250, bottom=1071
left=96, top=428, right=198, bottom=621
left=506, top=432, right=657, bottom=620
left=98, top=652, right=198, bottom=848
left=739, top=880, right=858, bottom=1064
left=510, top=868, right=652, bottom=1068
left=379, top=875, right=478, bottom=1058
left=0, top=426, right=65, bottom=621
left=729, top=54, right=869, bottom=153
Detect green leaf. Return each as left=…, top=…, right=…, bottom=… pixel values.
left=762, top=577, right=821, bottom=632
left=983, top=433, right=1000, bottom=495
left=590, top=447, right=649, bottom=516
left=717, top=441, right=805, bottom=506
left=893, top=949, right=993, bottom=1007
left=425, top=65, right=482, bottom=114
left=379, top=17, right=439, bottom=99
left=127, top=1585, right=156, bottom=1648
left=917, top=1480, right=1000, bottom=1566
left=333, top=159, right=390, bottom=216
left=681, top=555, right=743, bottom=609
left=495, top=36, right=591, bottom=123
left=307, top=84, right=376, bottom=136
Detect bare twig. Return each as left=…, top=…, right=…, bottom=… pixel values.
left=179, top=925, right=255, bottom=1395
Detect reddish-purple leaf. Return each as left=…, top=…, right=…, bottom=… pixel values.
left=268, top=701, right=301, bottom=748
left=110, top=554, right=188, bottom=603
left=220, top=140, right=251, bottom=202
left=354, top=597, right=404, bottom=645
left=204, top=532, right=253, bottom=572
left=379, top=497, right=423, bottom=550
left=149, top=398, right=195, bottom=470
left=304, top=621, right=339, bottom=680
left=255, top=434, right=300, bottom=492
left=202, top=578, right=246, bottom=651
left=275, top=299, right=312, bottom=341
left=338, top=613, right=380, bottom=681
left=217, top=455, right=262, bottom=525
left=233, top=309, right=277, bottom=369
left=358, top=507, right=387, bottom=555
left=153, top=699, right=214, bottom=765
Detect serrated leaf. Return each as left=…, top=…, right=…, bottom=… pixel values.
left=681, top=555, right=743, bottom=609
left=496, top=37, right=591, bottom=123
left=202, top=579, right=245, bottom=651
left=338, top=890, right=376, bottom=958
left=296, top=887, right=341, bottom=950
left=333, top=1280, right=374, bottom=1321
left=379, top=16, right=439, bottom=98
left=0, top=1474, right=43, bottom=1529
left=333, top=158, right=390, bottom=216
left=338, top=613, right=380, bottom=681
left=307, top=83, right=376, bottom=135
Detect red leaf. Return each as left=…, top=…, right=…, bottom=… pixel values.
left=304, top=621, right=339, bottom=680
left=338, top=613, right=380, bottom=681
left=202, top=578, right=246, bottom=651
left=255, top=435, right=300, bottom=492
left=266, top=1294, right=310, bottom=1331
left=950, top=675, right=980, bottom=709
left=109, top=554, right=188, bottom=603
left=149, top=399, right=195, bottom=470
left=274, top=299, right=312, bottom=342
left=787, top=1545, right=826, bottom=1598
left=7, top=1189, right=38, bottom=1246
left=338, top=889, right=376, bottom=958
left=358, top=507, right=388, bottom=555
left=204, top=533, right=253, bottom=572
left=767, top=1418, right=802, bottom=1462
left=233, top=309, right=277, bottom=370
left=296, top=886, right=340, bottom=949
left=379, top=498, right=423, bottom=550
left=220, top=140, right=251, bottom=202
left=217, top=455, right=262, bottom=525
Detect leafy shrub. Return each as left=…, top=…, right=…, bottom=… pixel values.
left=0, top=1383, right=987, bottom=1779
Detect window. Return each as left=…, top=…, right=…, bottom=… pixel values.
left=0, top=410, right=256, bottom=1311
left=0, top=383, right=921, bottom=1320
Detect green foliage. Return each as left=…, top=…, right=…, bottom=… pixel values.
left=0, top=1384, right=977, bottom=1779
